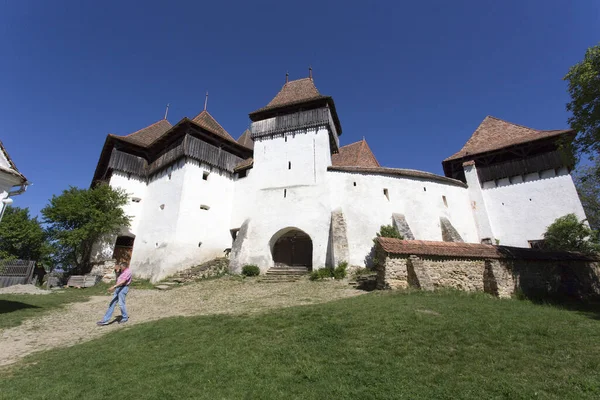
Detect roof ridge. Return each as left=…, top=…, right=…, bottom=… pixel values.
left=485, top=115, right=539, bottom=132
left=237, top=128, right=251, bottom=140
left=192, top=110, right=234, bottom=140
left=355, top=139, right=366, bottom=166
left=340, top=140, right=366, bottom=148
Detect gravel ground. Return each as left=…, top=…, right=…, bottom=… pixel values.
left=0, top=277, right=365, bottom=367
left=0, top=284, right=52, bottom=295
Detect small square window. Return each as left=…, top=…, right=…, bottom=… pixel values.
left=131, top=197, right=141, bottom=203
left=200, top=205, right=210, bottom=210
left=203, top=172, right=209, bottom=181
left=383, top=188, right=389, bottom=201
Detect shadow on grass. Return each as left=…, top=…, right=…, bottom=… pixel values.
left=0, top=300, right=41, bottom=314
left=519, top=293, right=600, bottom=321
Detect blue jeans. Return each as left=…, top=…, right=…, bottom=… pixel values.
left=101, top=286, right=129, bottom=323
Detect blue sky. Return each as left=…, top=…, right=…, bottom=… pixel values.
left=1, top=0, right=598, bottom=217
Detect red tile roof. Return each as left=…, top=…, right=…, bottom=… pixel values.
left=110, top=119, right=173, bottom=148
left=251, top=78, right=326, bottom=115
left=378, top=238, right=500, bottom=258
left=331, top=139, right=380, bottom=168
left=444, top=116, right=573, bottom=162
left=237, top=129, right=254, bottom=150
left=191, top=110, right=236, bottom=142
left=328, top=166, right=467, bottom=187
left=377, top=238, right=597, bottom=261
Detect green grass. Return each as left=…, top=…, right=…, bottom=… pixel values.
left=2, top=290, right=600, bottom=399
left=0, top=279, right=152, bottom=329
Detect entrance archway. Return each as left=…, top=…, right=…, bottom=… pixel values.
left=112, top=235, right=135, bottom=267
left=271, top=229, right=313, bottom=269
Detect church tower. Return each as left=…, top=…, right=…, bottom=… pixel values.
left=247, top=72, right=342, bottom=187
left=229, top=72, right=343, bottom=272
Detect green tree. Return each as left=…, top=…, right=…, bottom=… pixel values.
left=42, top=184, right=130, bottom=273
left=375, top=225, right=403, bottom=241
left=543, top=214, right=599, bottom=255
left=564, top=44, right=600, bottom=157
left=573, top=158, right=600, bottom=231
left=0, top=206, right=50, bottom=261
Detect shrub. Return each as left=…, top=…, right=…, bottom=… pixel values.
left=543, top=213, right=600, bottom=255
left=241, top=265, right=260, bottom=277
left=375, top=225, right=403, bottom=241
left=310, top=267, right=333, bottom=281
left=333, top=261, right=348, bottom=279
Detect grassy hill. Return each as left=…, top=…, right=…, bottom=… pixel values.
left=1, top=289, right=599, bottom=399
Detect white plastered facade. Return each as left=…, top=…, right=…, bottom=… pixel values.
left=100, top=122, right=587, bottom=281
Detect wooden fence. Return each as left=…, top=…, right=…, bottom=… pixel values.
left=0, top=260, right=36, bottom=288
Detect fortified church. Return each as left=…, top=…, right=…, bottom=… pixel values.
left=92, top=73, right=587, bottom=281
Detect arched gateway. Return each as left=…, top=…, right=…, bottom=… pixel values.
left=270, top=228, right=313, bottom=269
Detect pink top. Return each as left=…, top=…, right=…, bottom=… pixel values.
left=117, top=267, right=132, bottom=287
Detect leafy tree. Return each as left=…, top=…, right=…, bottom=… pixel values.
left=0, top=206, right=50, bottom=261
left=543, top=214, right=599, bottom=255
left=374, top=225, right=403, bottom=241
left=365, top=225, right=404, bottom=267
left=573, top=158, right=600, bottom=231
left=564, top=43, right=600, bottom=157
left=42, top=184, right=130, bottom=274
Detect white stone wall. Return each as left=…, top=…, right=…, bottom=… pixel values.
left=328, top=171, right=479, bottom=267
left=231, top=128, right=334, bottom=272
left=482, top=167, right=587, bottom=247
left=90, top=170, right=149, bottom=262
left=127, top=161, right=187, bottom=280
left=109, top=171, right=148, bottom=235
left=124, top=159, right=236, bottom=281
left=174, top=159, right=235, bottom=266
left=463, top=164, right=494, bottom=242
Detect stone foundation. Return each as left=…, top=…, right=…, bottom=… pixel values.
left=378, top=255, right=600, bottom=300
left=89, top=259, right=117, bottom=283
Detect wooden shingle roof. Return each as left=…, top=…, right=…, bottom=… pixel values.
left=251, top=78, right=327, bottom=115
left=110, top=119, right=173, bottom=148
left=444, top=116, right=573, bottom=162
left=237, top=129, right=254, bottom=150
left=192, top=110, right=236, bottom=142
left=331, top=139, right=380, bottom=168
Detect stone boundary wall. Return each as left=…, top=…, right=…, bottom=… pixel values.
left=375, top=238, right=600, bottom=300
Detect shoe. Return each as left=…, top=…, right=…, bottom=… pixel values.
left=118, top=319, right=128, bottom=324
left=96, top=321, right=109, bottom=326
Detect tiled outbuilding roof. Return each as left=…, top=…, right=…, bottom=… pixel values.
left=377, top=238, right=597, bottom=261
left=192, top=110, right=236, bottom=142
left=444, top=116, right=573, bottom=162
left=378, top=238, right=500, bottom=258
left=327, top=166, right=467, bottom=188
left=331, top=139, right=380, bottom=167
left=237, top=129, right=254, bottom=150
left=0, top=140, right=27, bottom=183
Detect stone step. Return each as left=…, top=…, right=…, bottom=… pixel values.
left=259, top=278, right=302, bottom=283
left=265, top=271, right=307, bottom=276
left=154, top=284, right=173, bottom=290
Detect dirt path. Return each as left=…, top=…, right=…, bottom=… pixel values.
left=0, top=277, right=365, bottom=367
